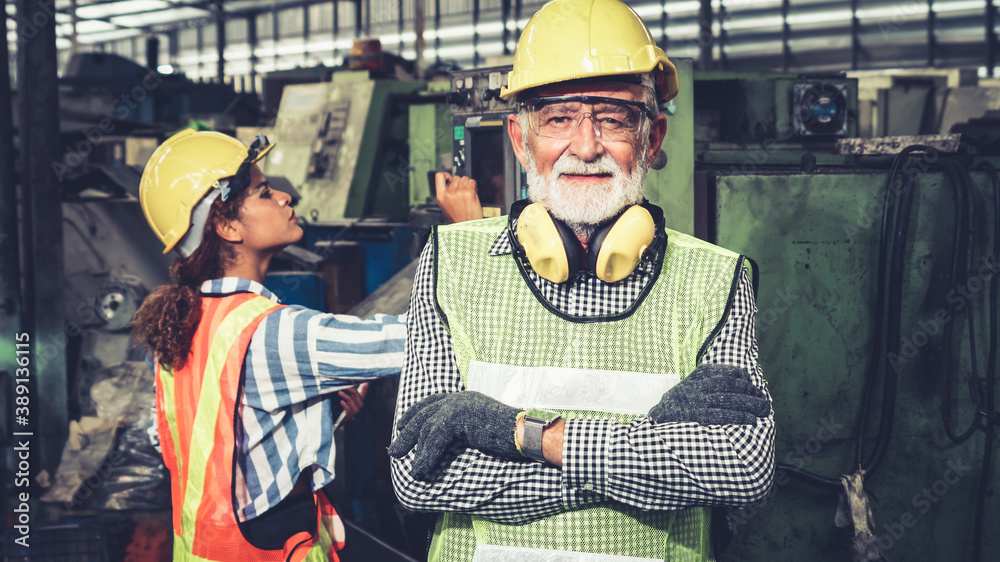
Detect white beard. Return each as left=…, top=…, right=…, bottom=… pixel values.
left=524, top=143, right=649, bottom=240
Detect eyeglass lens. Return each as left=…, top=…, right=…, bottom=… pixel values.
left=531, top=101, right=643, bottom=139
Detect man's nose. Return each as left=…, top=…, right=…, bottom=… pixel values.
left=568, top=114, right=605, bottom=161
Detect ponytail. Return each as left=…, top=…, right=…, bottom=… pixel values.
left=132, top=189, right=248, bottom=370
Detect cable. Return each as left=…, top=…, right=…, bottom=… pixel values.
left=863, top=165, right=915, bottom=476
left=938, top=158, right=980, bottom=444
left=972, top=161, right=999, bottom=562
left=779, top=145, right=932, bottom=490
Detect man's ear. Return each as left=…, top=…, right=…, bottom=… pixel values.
left=215, top=217, right=243, bottom=244
left=646, top=114, right=668, bottom=163
left=508, top=114, right=529, bottom=168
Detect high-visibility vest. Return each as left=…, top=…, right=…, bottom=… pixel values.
left=155, top=292, right=344, bottom=561
left=431, top=217, right=747, bottom=562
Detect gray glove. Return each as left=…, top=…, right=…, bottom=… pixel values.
left=388, top=391, right=522, bottom=480
left=648, top=364, right=770, bottom=425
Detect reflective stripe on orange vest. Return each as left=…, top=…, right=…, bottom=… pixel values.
left=156, top=293, right=336, bottom=561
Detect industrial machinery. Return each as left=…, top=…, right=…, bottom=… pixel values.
left=265, top=71, right=425, bottom=222
left=444, top=65, right=525, bottom=218
left=687, top=71, right=999, bottom=562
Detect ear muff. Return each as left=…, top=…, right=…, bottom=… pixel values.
left=510, top=200, right=663, bottom=284
left=515, top=202, right=583, bottom=283
left=587, top=205, right=657, bottom=283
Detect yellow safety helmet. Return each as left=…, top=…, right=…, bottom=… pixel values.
left=138, top=129, right=274, bottom=254
left=500, top=0, right=678, bottom=103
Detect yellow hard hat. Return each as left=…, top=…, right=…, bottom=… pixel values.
left=138, top=129, right=273, bottom=254
left=500, top=0, right=678, bottom=103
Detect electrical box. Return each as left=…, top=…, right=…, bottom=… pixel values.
left=446, top=65, right=525, bottom=218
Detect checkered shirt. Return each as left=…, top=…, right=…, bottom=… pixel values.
left=391, top=231, right=775, bottom=525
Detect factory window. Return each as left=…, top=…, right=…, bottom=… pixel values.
left=257, top=12, right=273, bottom=40
left=310, top=3, right=334, bottom=33
left=278, top=8, right=305, bottom=38
left=227, top=18, right=248, bottom=44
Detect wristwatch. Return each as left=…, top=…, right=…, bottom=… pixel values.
left=522, top=409, right=561, bottom=463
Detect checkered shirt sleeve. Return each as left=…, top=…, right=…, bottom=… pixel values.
left=390, top=237, right=774, bottom=524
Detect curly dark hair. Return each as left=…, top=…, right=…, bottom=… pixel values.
left=131, top=187, right=252, bottom=370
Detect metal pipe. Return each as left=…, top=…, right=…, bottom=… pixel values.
left=502, top=0, right=511, bottom=55
left=303, top=3, right=310, bottom=65
left=928, top=0, right=936, bottom=67
left=850, top=0, right=860, bottom=70
left=989, top=0, right=997, bottom=76
left=718, top=0, right=728, bottom=70
left=333, top=0, right=339, bottom=61
left=146, top=34, right=160, bottom=71
left=215, top=0, right=226, bottom=82
left=514, top=0, right=522, bottom=38
left=434, top=0, right=441, bottom=61
left=473, top=0, right=481, bottom=68
left=355, top=0, right=362, bottom=38
left=781, top=0, right=790, bottom=71
left=16, top=0, right=67, bottom=477
left=698, top=0, right=713, bottom=70
left=415, top=0, right=426, bottom=77
left=247, top=15, right=257, bottom=94
left=398, top=0, right=404, bottom=56
left=660, top=0, right=668, bottom=51
left=69, top=0, right=79, bottom=54
left=0, top=0, right=20, bottom=325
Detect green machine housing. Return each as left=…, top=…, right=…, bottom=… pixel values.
left=665, top=70, right=999, bottom=562
left=265, top=71, right=425, bottom=222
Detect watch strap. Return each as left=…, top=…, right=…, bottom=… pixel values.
left=521, top=409, right=561, bottom=463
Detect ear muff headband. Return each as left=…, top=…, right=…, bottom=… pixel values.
left=510, top=200, right=665, bottom=284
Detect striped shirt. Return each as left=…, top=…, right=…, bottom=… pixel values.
left=391, top=231, right=775, bottom=524
left=149, top=277, right=406, bottom=521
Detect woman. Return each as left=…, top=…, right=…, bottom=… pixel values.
left=132, top=130, right=406, bottom=561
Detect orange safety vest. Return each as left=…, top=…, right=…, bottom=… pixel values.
left=155, top=293, right=345, bottom=561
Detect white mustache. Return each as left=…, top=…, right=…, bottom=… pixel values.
left=551, top=153, right=621, bottom=177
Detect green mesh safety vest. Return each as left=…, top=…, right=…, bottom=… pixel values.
left=430, top=216, right=747, bottom=562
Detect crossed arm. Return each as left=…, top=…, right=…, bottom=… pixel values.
left=388, top=254, right=775, bottom=525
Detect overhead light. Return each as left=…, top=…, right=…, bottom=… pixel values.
left=157, top=64, right=174, bottom=74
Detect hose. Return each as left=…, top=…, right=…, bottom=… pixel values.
left=971, top=161, right=999, bottom=562
left=939, top=158, right=980, bottom=444
left=779, top=145, right=931, bottom=490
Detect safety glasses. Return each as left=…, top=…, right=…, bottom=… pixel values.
left=220, top=134, right=271, bottom=201
left=519, top=96, right=654, bottom=141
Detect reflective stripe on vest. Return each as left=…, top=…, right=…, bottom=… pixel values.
left=156, top=294, right=332, bottom=561
left=432, top=217, right=742, bottom=562
left=466, top=360, right=681, bottom=415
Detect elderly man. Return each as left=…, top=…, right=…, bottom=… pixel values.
left=388, top=1, right=775, bottom=560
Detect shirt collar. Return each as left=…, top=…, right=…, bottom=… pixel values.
left=489, top=231, right=513, bottom=256
left=199, top=277, right=281, bottom=303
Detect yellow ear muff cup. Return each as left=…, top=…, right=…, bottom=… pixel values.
left=591, top=205, right=656, bottom=283
left=516, top=203, right=577, bottom=284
